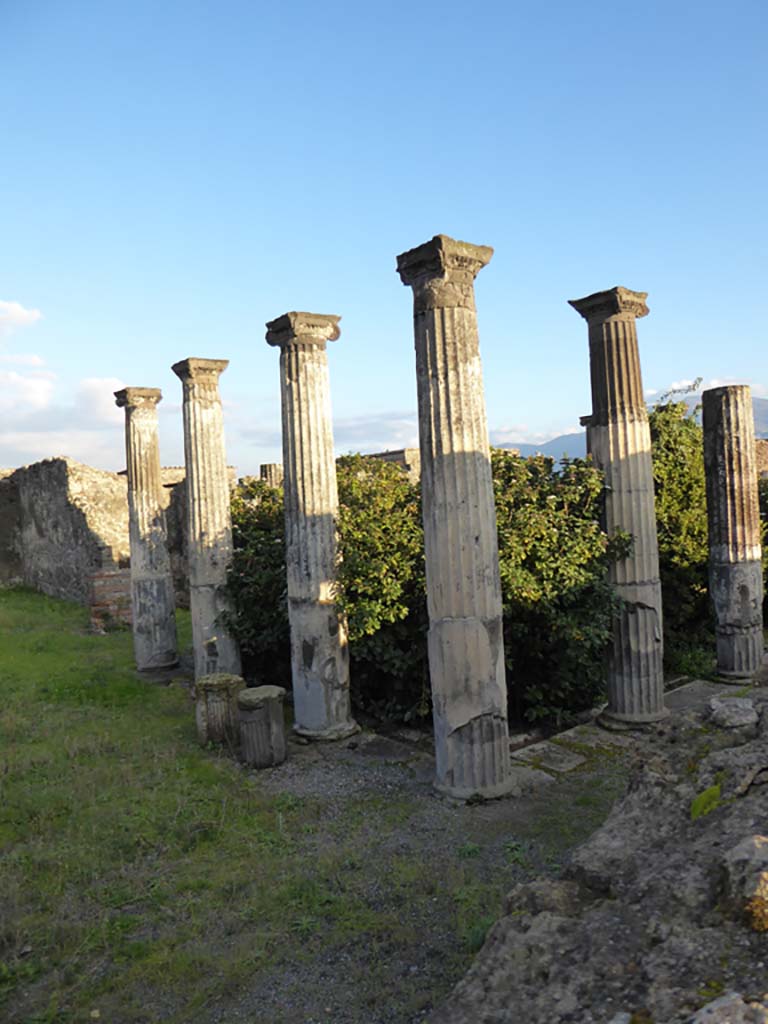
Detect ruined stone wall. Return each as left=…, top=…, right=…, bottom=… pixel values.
left=0, top=459, right=238, bottom=610
left=0, top=470, right=23, bottom=584
left=1, top=457, right=131, bottom=603
left=366, top=447, right=421, bottom=484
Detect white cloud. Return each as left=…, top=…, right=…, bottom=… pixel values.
left=0, top=300, right=43, bottom=337
left=0, top=373, right=129, bottom=471
left=239, top=410, right=420, bottom=457
left=0, top=430, right=124, bottom=471
left=332, top=411, right=418, bottom=452
left=0, top=353, right=45, bottom=366
left=75, top=377, right=126, bottom=424
left=490, top=422, right=583, bottom=447
left=0, top=370, right=55, bottom=413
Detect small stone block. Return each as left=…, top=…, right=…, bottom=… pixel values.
left=511, top=741, right=586, bottom=773
left=239, top=686, right=287, bottom=769
left=237, top=685, right=287, bottom=710
left=194, top=673, right=245, bottom=745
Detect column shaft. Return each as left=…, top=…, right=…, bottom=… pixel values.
left=570, top=288, right=665, bottom=723
left=260, top=463, right=284, bottom=487
left=266, top=312, right=357, bottom=740
left=172, top=358, right=241, bottom=679
left=115, top=388, right=177, bottom=671
left=398, top=235, right=512, bottom=799
left=703, top=385, right=763, bottom=677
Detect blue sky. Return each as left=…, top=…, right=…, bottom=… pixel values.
left=2, top=0, right=766, bottom=473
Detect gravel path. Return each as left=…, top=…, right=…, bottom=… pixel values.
left=191, top=727, right=631, bottom=1024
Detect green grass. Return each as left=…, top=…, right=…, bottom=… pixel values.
left=0, top=587, right=630, bottom=1023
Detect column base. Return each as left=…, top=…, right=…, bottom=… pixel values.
left=433, top=774, right=519, bottom=803
left=138, top=657, right=179, bottom=673
left=293, top=720, right=360, bottom=742
left=597, top=706, right=669, bottom=730
left=715, top=670, right=759, bottom=683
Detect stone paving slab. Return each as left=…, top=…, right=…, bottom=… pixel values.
left=664, top=678, right=745, bottom=711
left=511, top=741, right=587, bottom=774
left=507, top=764, right=557, bottom=795
left=557, top=723, right=636, bottom=750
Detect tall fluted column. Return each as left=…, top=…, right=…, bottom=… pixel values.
left=114, top=387, right=178, bottom=670
left=569, top=287, right=666, bottom=723
left=171, top=358, right=241, bottom=679
left=265, top=312, right=357, bottom=740
left=703, top=385, right=764, bottom=677
left=397, top=234, right=512, bottom=799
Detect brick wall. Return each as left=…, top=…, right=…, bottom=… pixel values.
left=88, top=564, right=133, bottom=631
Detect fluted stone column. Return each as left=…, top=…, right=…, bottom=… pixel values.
left=569, top=287, right=666, bottom=724
left=114, top=387, right=178, bottom=670
left=265, top=312, right=357, bottom=740
left=171, top=358, right=241, bottom=679
left=703, top=385, right=764, bottom=677
left=260, top=463, right=284, bottom=487
left=397, top=234, right=512, bottom=799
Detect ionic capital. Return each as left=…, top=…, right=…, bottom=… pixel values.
left=265, top=311, right=341, bottom=349
left=569, top=287, right=649, bottom=324
left=114, top=387, right=162, bottom=410
left=171, top=358, right=230, bottom=385
left=397, top=234, right=493, bottom=311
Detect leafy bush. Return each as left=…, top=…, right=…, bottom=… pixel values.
left=226, top=479, right=291, bottom=684
left=335, top=455, right=429, bottom=722
left=648, top=398, right=713, bottom=672
left=492, top=450, right=623, bottom=725
left=226, top=452, right=622, bottom=727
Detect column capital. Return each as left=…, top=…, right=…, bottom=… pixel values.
left=265, top=311, right=341, bottom=349
left=568, top=286, right=649, bottom=323
left=114, top=387, right=162, bottom=410
left=397, top=234, right=492, bottom=287
left=171, top=357, right=230, bottom=384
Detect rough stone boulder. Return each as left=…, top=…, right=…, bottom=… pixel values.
left=431, top=694, right=768, bottom=1024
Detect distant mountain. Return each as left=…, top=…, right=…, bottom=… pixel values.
left=498, top=433, right=586, bottom=459
left=496, top=396, right=768, bottom=461
left=673, top=394, right=768, bottom=437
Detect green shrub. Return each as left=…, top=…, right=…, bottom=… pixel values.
left=226, top=452, right=621, bottom=727
left=335, top=455, right=429, bottom=722
left=225, top=478, right=291, bottom=685
left=493, top=450, right=623, bottom=725
left=648, top=398, right=712, bottom=671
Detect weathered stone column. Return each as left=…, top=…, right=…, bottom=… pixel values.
left=397, top=234, right=513, bottom=799
left=260, top=463, right=284, bottom=487
left=569, top=287, right=665, bottom=724
left=171, top=358, right=241, bottom=679
left=265, top=312, right=357, bottom=740
left=703, top=385, right=764, bottom=677
left=114, top=387, right=178, bottom=670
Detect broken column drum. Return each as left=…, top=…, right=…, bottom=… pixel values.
left=194, top=673, right=245, bottom=745
left=397, top=234, right=513, bottom=799
left=171, top=358, right=242, bottom=679
left=569, top=287, right=665, bottom=724
left=265, top=312, right=357, bottom=740
left=703, top=385, right=764, bottom=677
left=114, top=387, right=178, bottom=670
left=238, top=685, right=287, bottom=767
